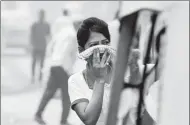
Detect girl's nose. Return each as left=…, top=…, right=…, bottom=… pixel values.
left=99, top=41, right=102, bottom=45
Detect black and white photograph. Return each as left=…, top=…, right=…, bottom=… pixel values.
left=1, top=1, right=189, bottom=125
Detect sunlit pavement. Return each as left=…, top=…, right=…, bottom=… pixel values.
left=1, top=89, right=81, bottom=125
left=2, top=48, right=31, bottom=93
left=1, top=48, right=81, bottom=125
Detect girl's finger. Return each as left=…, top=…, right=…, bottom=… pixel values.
left=104, top=54, right=112, bottom=67
left=100, top=49, right=108, bottom=66
left=93, top=49, right=100, bottom=67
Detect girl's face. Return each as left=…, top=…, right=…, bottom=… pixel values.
left=85, top=31, right=110, bottom=64
left=85, top=32, right=112, bottom=81
left=84, top=31, right=110, bottom=50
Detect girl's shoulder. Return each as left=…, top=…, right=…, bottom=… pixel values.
left=68, top=71, right=84, bottom=83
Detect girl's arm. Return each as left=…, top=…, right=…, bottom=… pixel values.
left=73, top=49, right=111, bottom=125
left=73, top=80, right=105, bottom=125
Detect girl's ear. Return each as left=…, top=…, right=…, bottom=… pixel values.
left=78, top=46, right=84, bottom=53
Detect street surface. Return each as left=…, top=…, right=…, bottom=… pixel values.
left=1, top=48, right=81, bottom=125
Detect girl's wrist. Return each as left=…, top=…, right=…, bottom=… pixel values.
left=95, top=79, right=106, bottom=84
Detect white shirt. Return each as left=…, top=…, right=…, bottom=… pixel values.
left=42, top=26, right=78, bottom=81
left=68, top=71, right=111, bottom=125
left=51, top=27, right=77, bottom=74
left=51, top=16, right=73, bottom=36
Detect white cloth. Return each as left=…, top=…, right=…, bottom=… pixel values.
left=145, top=80, right=160, bottom=122
left=78, top=45, right=116, bottom=60
left=117, top=81, right=160, bottom=125
left=119, top=1, right=175, bottom=17
left=117, top=89, right=139, bottom=125
left=68, top=71, right=111, bottom=125
left=118, top=63, right=155, bottom=125
left=108, top=20, right=120, bottom=50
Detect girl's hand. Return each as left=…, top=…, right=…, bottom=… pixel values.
left=128, top=49, right=140, bottom=65
left=92, top=48, right=112, bottom=81
left=128, top=49, right=141, bottom=85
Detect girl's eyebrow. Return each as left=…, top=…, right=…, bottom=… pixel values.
left=89, top=41, right=99, bottom=44
left=89, top=39, right=109, bottom=45
left=101, top=39, right=108, bottom=42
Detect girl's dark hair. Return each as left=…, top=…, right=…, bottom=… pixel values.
left=77, top=17, right=110, bottom=49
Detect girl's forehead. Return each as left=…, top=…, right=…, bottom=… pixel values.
left=87, top=32, right=107, bottom=43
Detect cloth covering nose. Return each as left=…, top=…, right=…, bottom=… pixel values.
left=78, top=45, right=116, bottom=60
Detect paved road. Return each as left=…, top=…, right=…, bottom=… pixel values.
left=2, top=51, right=32, bottom=93
left=1, top=88, right=81, bottom=125
left=1, top=50, right=82, bottom=125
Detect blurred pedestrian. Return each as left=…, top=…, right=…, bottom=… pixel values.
left=30, top=9, right=51, bottom=84
left=51, top=9, right=70, bottom=36
left=34, top=11, right=83, bottom=125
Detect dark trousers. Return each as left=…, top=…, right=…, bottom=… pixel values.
left=31, top=49, right=45, bottom=81
left=36, top=66, right=71, bottom=123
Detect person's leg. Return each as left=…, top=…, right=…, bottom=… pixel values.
left=39, top=50, right=46, bottom=82
left=35, top=67, right=58, bottom=124
left=31, top=50, right=37, bottom=83
left=57, top=68, right=71, bottom=124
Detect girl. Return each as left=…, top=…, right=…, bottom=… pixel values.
left=68, top=17, right=114, bottom=125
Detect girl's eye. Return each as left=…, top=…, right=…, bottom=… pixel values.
left=89, top=43, right=98, bottom=47
left=102, top=40, right=110, bottom=45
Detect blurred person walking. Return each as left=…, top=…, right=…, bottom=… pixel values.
left=30, top=9, right=51, bottom=84
left=51, top=9, right=70, bottom=36
left=34, top=10, right=83, bottom=125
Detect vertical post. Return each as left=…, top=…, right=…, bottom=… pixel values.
left=106, top=11, right=139, bottom=125
left=136, top=12, right=158, bottom=125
